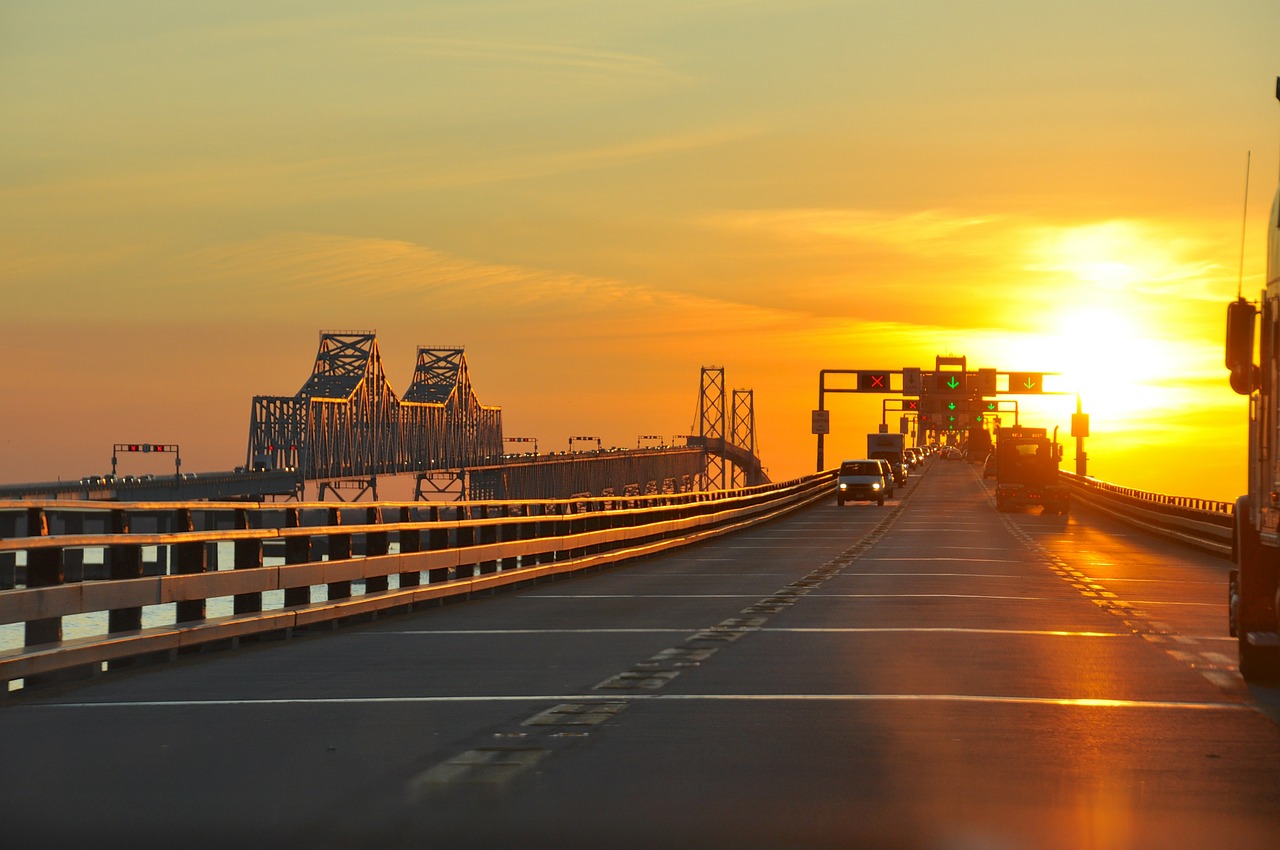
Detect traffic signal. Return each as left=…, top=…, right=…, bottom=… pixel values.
left=1007, top=372, right=1043, bottom=393
left=977, top=368, right=997, bottom=395
left=943, top=400, right=961, bottom=430
left=934, top=372, right=966, bottom=393
left=858, top=371, right=892, bottom=392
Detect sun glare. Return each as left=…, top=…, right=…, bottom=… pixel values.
left=1043, top=306, right=1178, bottom=431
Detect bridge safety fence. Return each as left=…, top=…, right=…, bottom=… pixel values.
left=1058, top=470, right=1232, bottom=558
left=0, top=472, right=836, bottom=694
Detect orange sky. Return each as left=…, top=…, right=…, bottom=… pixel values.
left=2, top=2, right=1278, bottom=502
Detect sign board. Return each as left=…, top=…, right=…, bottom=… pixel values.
left=902, top=367, right=922, bottom=395
left=811, top=409, right=830, bottom=435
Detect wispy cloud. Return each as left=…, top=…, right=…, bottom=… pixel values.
left=378, top=36, right=686, bottom=82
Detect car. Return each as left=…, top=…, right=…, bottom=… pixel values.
left=836, top=459, right=890, bottom=506
left=873, top=459, right=896, bottom=498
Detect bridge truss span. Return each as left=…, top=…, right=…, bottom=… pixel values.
left=247, top=332, right=502, bottom=482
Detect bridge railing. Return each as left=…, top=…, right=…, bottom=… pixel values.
left=1058, top=470, right=1233, bottom=558
left=0, top=472, right=836, bottom=693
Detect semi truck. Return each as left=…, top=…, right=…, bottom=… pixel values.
left=867, top=432, right=907, bottom=485
left=991, top=426, right=1068, bottom=514
left=1225, top=79, right=1280, bottom=682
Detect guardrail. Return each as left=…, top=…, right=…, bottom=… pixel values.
left=1059, top=470, right=1232, bottom=558
left=0, top=473, right=835, bottom=694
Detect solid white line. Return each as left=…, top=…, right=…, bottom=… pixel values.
left=524, top=594, right=763, bottom=599
left=369, top=629, right=710, bottom=635
left=836, top=571, right=1032, bottom=578
left=364, top=627, right=1126, bottom=638
left=525, top=592, right=1053, bottom=601
left=758, top=627, right=1126, bottom=638
left=31, top=693, right=1252, bottom=711
left=810, top=593, right=1048, bottom=601
left=859, top=558, right=1028, bottom=564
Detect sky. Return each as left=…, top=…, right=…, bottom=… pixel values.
left=2, top=0, right=1279, bottom=502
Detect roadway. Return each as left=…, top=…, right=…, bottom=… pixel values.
left=3, top=459, right=1280, bottom=849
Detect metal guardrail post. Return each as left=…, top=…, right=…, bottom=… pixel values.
left=24, top=508, right=62, bottom=648
left=326, top=507, right=352, bottom=602
left=107, top=509, right=143, bottom=647
left=174, top=508, right=207, bottom=624
left=365, top=507, right=389, bottom=594
left=477, top=505, right=498, bottom=575
left=283, top=508, right=311, bottom=607
left=233, top=507, right=264, bottom=615
left=454, top=505, right=476, bottom=579
left=426, top=506, right=450, bottom=584
left=397, top=507, right=422, bottom=589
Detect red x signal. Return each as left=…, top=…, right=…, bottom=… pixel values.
left=858, top=371, right=892, bottom=392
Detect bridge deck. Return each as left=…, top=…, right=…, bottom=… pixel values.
left=2, top=460, right=1278, bottom=849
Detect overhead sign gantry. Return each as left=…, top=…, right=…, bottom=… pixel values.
left=812, top=356, right=1067, bottom=472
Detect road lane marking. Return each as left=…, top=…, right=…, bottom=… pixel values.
left=29, top=693, right=1253, bottom=712
left=758, top=628, right=1126, bottom=637
left=857, top=558, right=1030, bottom=564
left=809, top=593, right=1049, bottom=601
left=365, top=627, right=1127, bottom=638
left=997, top=507, right=1245, bottom=695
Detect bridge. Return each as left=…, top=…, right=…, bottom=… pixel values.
left=0, top=333, right=766, bottom=505
left=2, top=457, right=1278, bottom=848
left=248, top=332, right=767, bottom=501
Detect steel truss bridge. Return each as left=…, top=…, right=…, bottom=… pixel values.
left=246, top=333, right=767, bottom=502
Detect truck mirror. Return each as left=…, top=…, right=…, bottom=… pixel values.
left=1226, top=298, right=1259, bottom=395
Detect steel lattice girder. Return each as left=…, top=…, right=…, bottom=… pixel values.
left=246, top=333, right=503, bottom=480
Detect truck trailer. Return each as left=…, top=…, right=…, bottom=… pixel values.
left=1225, top=78, right=1280, bottom=683
left=991, top=426, right=1068, bottom=514
left=866, top=432, right=907, bottom=485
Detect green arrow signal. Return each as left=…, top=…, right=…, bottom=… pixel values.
left=947, top=401, right=958, bottom=410
left=1023, top=378, right=1037, bottom=389
left=946, top=376, right=961, bottom=389
left=986, top=402, right=996, bottom=411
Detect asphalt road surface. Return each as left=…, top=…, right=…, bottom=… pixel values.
left=4, top=458, right=1279, bottom=850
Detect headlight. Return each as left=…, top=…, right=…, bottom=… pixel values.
left=872, top=482, right=881, bottom=490
left=838, top=483, right=847, bottom=490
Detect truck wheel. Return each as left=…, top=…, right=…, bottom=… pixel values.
left=877, top=495, right=885, bottom=506
left=837, top=495, right=845, bottom=506
left=1235, top=496, right=1280, bottom=683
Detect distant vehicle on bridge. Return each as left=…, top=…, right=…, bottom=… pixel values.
left=836, top=459, right=891, bottom=506
left=867, top=432, right=907, bottom=486
left=991, top=426, right=1068, bottom=515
